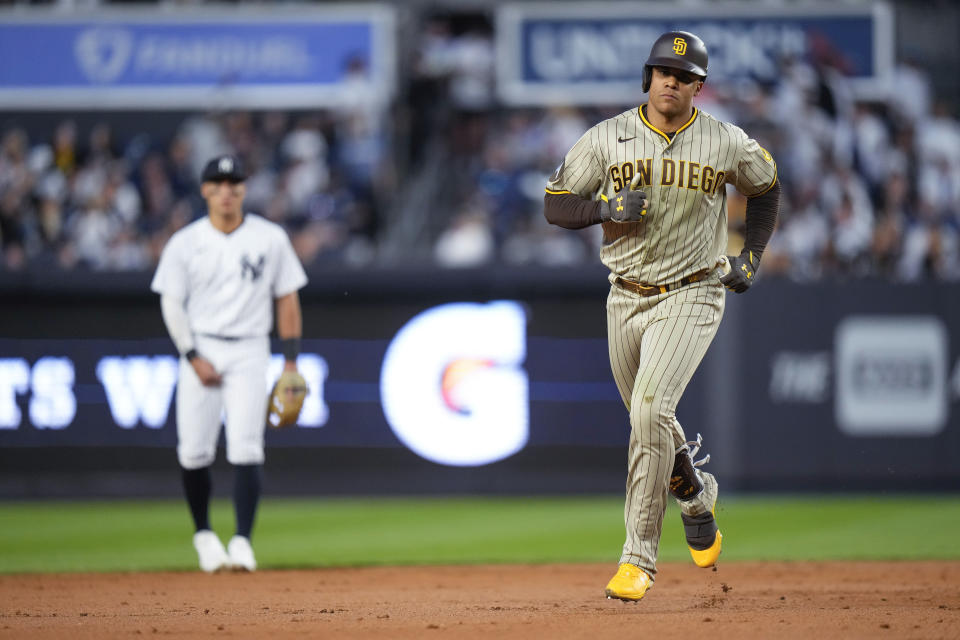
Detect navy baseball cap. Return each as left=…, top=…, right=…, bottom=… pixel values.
left=201, top=155, right=246, bottom=183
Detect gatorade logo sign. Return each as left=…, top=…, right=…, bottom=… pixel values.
left=380, top=302, right=529, bottom=466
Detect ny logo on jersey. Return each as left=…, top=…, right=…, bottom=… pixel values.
left=241, top=254, right=265, bottom=281
left=673, top=37, right=687, bottom=55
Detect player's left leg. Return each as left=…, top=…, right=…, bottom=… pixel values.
left=660, top=283, right=725, bottom=567
left=221, top=338, right=271, bottom=571
left=672, top=435, right=721, bottom=567
left=619, top=281, right=724, bottom=576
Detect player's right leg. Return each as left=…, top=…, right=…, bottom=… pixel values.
left=176, top=355, right=228, bottom=572
left=604, top=285, right=661, bottom=601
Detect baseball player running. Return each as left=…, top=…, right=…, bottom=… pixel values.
left=151, top=155, right=308, bottom=572
left=544, top=31, right=780, bottom=601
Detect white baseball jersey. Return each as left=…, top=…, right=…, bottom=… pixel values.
left=153, top=213, right=307, bottom=469
left=546, top=106, right=777, bottom=285
left=151, top=214, right=307, bottom=338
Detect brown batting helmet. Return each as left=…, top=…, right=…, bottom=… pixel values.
left=642, top=31, right=709, bottom=93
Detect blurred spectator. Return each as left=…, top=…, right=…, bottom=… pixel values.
left=51, top=120, right=78, bottom=177
left=887, top=59, right=933, bottom=126
left=0, top=14, right=958, bottom=285
left=434, top=205, right=495, bottom=268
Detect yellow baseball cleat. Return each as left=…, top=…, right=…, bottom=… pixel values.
left=689, top=527, right=722, bottom=568
left=604, top=563, right=653, bottom=601
left=682, top=509, right=722, bottom=568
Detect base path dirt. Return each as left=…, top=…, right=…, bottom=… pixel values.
left=2, top=562, right=958, bottom=639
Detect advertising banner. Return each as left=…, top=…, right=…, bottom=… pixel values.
left=1, top=279, right=958, bottom=491
left=496, top=2, right=894, bottom=105
left=0, top=6, right=395, bottom=109
left=738, top=283, right=960, bottom=488
left=0, top=302, right=628, bottom=465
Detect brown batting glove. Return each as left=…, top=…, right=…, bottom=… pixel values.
left=720, top=250, right=761, bottom=293
left=599, top=190, right=648, bottom=223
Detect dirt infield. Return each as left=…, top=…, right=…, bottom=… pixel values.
left=2, top=561, right=958, bottom=639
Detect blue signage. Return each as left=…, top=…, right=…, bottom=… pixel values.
left=496, top=3, right=894, bottom=105
left=0, top=7, right=395, bottom=108
left=0, top=333, right=625, bottom=454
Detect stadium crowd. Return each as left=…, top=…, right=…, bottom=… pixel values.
left=1, top=20, right=958, bottom=282
left=420, top=22, right=960, bottom=282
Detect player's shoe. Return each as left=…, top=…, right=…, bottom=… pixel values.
left=683, top=511, right=722, bottom=568
left=604, top=563, right=653, bottom=602
left=227, top=535, right=257, bottom=572
left=681, top=459, right=722, bottom=568
left=193, top=530, right=230, bottom=573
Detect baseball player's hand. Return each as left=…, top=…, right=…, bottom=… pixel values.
left=189, top=356, right=222, bottom=386
left=719, top=250, right=761, bottom=293
left=600, top=190, right=648, bottom=223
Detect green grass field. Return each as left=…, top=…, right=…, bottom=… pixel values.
left=1, top=495, right=958, bottom=574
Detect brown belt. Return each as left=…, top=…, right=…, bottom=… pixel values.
left=614, top=269, right=711, bottom=297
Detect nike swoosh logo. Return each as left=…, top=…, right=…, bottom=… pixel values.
left=618, top=136, right=636, bottom=143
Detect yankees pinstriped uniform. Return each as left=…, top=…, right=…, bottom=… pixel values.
left=546, top=106, right=776, bottom=579
left=152, top=155, right=307, bottom=573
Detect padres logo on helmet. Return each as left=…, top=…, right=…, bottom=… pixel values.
left=642, top=31, right=708, bottom=93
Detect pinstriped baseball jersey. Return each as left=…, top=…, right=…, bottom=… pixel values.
left=544, top=102, right=778, bottom=580
left=545, top=105, right=777, bottom=284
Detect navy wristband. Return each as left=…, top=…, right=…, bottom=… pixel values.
left=280, top=337, right=301, bottom=362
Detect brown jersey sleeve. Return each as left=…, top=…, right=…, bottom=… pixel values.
left=743, top=178, right=780, bottom=259
left=543, top=191, right=604, bottom=229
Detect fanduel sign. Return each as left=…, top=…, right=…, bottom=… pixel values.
left=0, top=6, right=395, bottom=108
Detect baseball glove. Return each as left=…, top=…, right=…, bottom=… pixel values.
left=266, top=370, right=308, bottom=428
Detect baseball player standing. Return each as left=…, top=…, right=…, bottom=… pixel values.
left=151, top=155, right=308, bottom=572
left=544, top=31, right=780, bottom=601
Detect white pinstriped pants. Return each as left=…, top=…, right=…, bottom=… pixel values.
left=606, top=276, right=725, bottom=577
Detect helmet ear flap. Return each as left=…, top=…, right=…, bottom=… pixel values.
left=642, top=65, right=652, bottom=93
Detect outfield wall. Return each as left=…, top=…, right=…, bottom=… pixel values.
left=1, top=267, right=958, bottom=497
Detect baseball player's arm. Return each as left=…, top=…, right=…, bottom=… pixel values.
left=159, top=294, right=221, bottom=386
left=720, top=180, right=781, bottom=293
left=742, top=179, right=780, bottom=259
left=720, top=129, right=781, bottom=293
left=275, top=291, right=302, bottom=372
left=543, top=191, right=604, bottom=229
left=544, top=190, right=649, bottom=228
left=545, top=125, right=639, bottom=228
